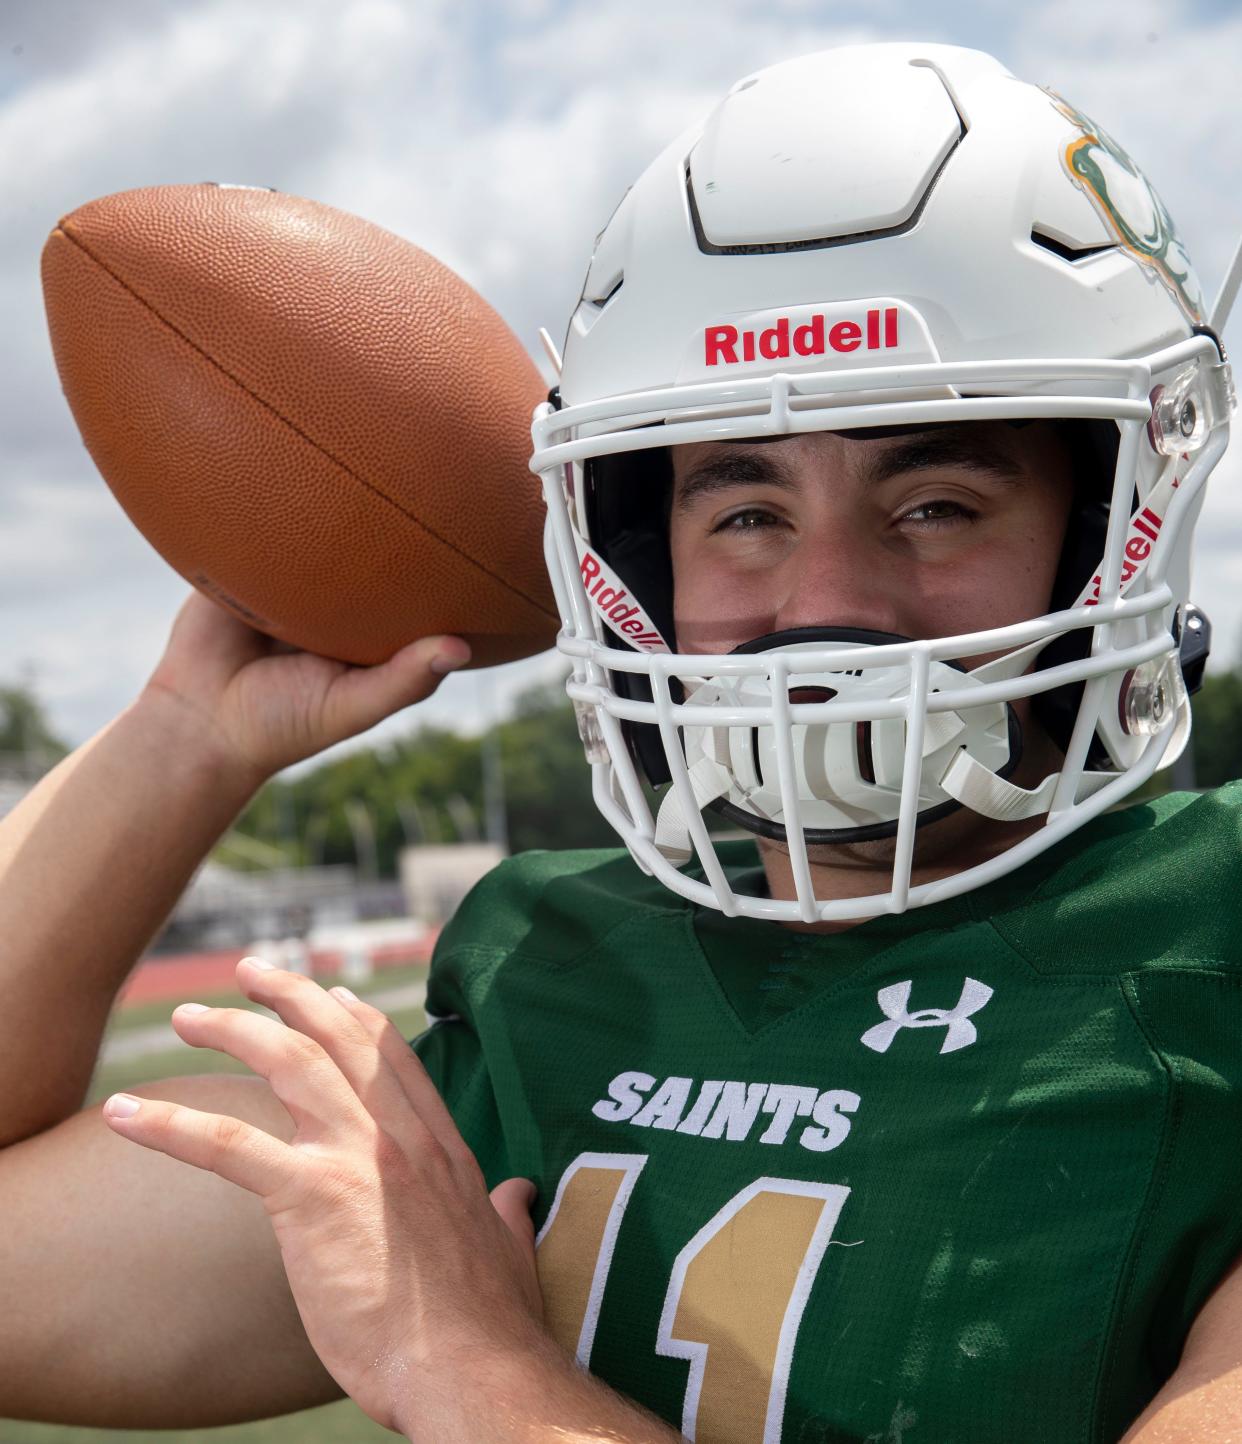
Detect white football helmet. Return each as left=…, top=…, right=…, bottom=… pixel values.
left=530, top=43, right=1236, bottom=923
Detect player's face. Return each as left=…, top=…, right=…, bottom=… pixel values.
left=667, top=421, right=1079, bottom=907
left=668, top=422, right=1075, bottom=658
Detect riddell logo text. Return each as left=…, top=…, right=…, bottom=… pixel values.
left=580, top=552, right=664, bottom=647
left=705, top=307, right=900, bottom=367
left=1082, top=505, right=1165, bottom=605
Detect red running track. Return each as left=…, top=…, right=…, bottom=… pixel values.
left=119, top=938, right=437, bottom=1007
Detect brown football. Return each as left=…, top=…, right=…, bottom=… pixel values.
left=40, top=183, right=558, bottom=668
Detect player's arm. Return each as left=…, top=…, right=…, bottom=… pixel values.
left=1120, top=1252, right=1242, bottom=1441
left=0, top=592, right=467, bottom=1147
left=0, top=1071, right=345, bottom=1428
left=0, top=1067, right=685, bottom=1438
left=426, top=1351, right=687, bottom=1442
left=0, top=1046, right=683, bottom=1437
left=0, top=687, right=258, bottom=1146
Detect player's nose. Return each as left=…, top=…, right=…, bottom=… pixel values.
left=770, top=519, right=902, bottom=638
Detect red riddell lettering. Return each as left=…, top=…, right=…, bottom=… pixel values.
left=1132, top=508, right=1161, bottom=543
left=1083, top=507, right=1165, bottom=606
left=794, top=316, right=824, bottom=355
left=705, top=326, right=738, bottom=365
left=704, top=306, right=900, bottom=366
left=580, top=549, right=665, bottom=648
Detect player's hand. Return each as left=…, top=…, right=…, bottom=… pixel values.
left=140, top=590, right=471, bottom=783
left=101, top=957, right=545, bottom=1440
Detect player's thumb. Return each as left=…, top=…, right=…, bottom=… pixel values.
left=326, top=635, right=472, bottom=735
left=490, top=1177, right=538, bottom=1250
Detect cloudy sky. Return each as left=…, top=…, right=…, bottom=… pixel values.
left=2, top=0, right=1240, bottom=766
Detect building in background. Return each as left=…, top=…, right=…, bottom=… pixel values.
left=400, top=842, right=506, bottom=925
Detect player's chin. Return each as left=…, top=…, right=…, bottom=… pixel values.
left=761, top=802, right=1028, bottom=874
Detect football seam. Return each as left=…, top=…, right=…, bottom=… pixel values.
left=54, top=219, right=559, bottom=624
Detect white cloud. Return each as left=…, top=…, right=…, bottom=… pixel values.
left=2, top=0, right=1239, bottom=753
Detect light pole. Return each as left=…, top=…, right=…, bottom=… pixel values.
left=480, top=671, right=509, bottom=854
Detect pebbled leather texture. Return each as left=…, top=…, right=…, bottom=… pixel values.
left=41, top=183, right=558, bottom=666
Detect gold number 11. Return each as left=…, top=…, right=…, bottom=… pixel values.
left=536, top=1152, right=851, bottom=1444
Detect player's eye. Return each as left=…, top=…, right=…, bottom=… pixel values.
left=900, top=498, right=978, bottom=528
left=712, top=507, right=784, bottom=534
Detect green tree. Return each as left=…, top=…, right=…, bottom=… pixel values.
left=0, top=683, right=68, bottom=767
left=494, top=684, right=614, bottom=854
left=1187, top=666, right=1242, bottom=788
left=229, top=682, right=618, bottom=875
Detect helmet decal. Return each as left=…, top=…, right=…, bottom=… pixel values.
left=1045, top=89, right=1205, bottom=322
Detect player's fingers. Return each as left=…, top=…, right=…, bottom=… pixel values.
left=321, top=634, right=471, bottom=735
left=490, top=1177, right=538, bottom=1252
left=234, top=959, right=429, bottom=1142
left=170, top=1001, right=372, bottom=1140
left=328, top=985, right=476, bottom=1162
left=163, top=588, right=272, bottom=669
left=101, top=1091, right=297, bottom=1199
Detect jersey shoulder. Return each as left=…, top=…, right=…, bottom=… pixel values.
left=982, top=780, right=1242, bottom=974
left=435, top=845, right=682, bottom=961
left=426, top=845, right=696, bottom=1020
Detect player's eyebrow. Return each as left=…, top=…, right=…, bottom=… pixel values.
left=673, top=426, right=1026, bottom=512
left=856, top=427, right=1026, bottom=488
left=673, top=452, right=796, bottom=511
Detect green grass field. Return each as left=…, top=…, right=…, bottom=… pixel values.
left=1, top=965, right=429, bottom=1444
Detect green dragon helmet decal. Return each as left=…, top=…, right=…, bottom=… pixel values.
left=1045, top=90, right=1205, bottom=323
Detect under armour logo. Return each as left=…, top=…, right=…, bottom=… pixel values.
left=860, top=977, right=994, bottom=1055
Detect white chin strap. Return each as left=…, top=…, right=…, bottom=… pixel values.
left=651, top=634, right=1122, bottom=867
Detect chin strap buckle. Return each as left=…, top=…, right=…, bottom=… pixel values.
left=937, top=748, right=1116, bottom=822
left=653, top=756, right=732, bottom=865
left=1177, top=604, right=1211, bottom=694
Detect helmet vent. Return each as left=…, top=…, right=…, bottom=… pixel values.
left=590, top=272, right=625, bottom=308
left=571, top=272, right=625, bottom=338
left=1030, top=228, right=1116, bottom=264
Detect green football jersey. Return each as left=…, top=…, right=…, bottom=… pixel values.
left=412, top=784, right=1242, bottom=1443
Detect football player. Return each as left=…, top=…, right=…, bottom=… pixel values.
left=1, top=41, right=1240, bottom=1444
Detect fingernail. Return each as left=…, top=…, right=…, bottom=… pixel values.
left=240, top=955, right=276, bottom=972
left=430, top=642, right=471, bottom=675
left=175, top=1003, right=211, bottom=1015
left=331, top=986, right=359, bottom=1004
left=105, top=1094, right=141, bottom=1119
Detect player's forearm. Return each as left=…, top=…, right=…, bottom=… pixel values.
left=0, top=688, right=261, bottom=1146
left=402, top=1341, right=685, bottom=1444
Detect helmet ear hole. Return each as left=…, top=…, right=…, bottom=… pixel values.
left=610, top=667, right=675, bottom=787
left=584, top=446, right=679, bottom=788
left=584, top=446, right=676, bottom=645
left=1047, top=419, right=1120, bottom=613
left=1032, top=419, right=1119, bottom=763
